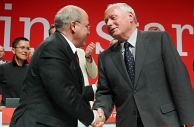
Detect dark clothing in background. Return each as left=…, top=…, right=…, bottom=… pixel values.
left=0, top=59, right=10, bottom=94
left=0, top=59, right=10, bottom=63
left=0, top=57, right=28, bottom=105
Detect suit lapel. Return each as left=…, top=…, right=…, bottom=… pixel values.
left=56, top=31, right=84, bottom=92
left=134, top=31, right=149, bottom=88
left=67, top=45, right=84, bottom=92
left=111, top=43, right=133, bottom=89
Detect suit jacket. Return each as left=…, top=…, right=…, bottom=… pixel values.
left=77, top=48, right=97, bottom=86
left=93, top=30, right=194, bottom=127
left=9, top=31, right=94, bottom=127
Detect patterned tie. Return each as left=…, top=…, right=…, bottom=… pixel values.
left=75, top=51, right=79, bottom=64
left=124, top=42, right=135, bottom=85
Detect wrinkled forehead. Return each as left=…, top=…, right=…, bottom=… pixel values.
left=104, top=6, right=123, bottom=20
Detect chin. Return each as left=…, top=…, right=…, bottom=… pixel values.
left=81, top=43, right=86, bottom=47
left=111, top=31, right=118, bottom=37
left=21, top=57, right=28, bottom=61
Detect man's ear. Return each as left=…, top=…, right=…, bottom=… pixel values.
left=70, top=21, right=76, bottom=34
left=12, top=48, right=15, bottom=55
left=128, top=12, right=134, bottom=22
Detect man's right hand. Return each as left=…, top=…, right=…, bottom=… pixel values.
left=92, top=108, right=105, bottom=127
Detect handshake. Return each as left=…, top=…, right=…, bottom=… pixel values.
left=91, top=108, right=106, bottom=127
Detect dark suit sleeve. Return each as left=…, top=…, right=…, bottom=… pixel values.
left=92, top=55, right=114, bottom=119
left=83, top=85, right=94, bottom=101
left=162, top=32, right=194, bottom=124
left=37, top=43, right=94, bottom=126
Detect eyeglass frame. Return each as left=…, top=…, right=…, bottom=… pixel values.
left=14, top=46, right=31, bottom=51
left=75, top=21, right=91, bottom=30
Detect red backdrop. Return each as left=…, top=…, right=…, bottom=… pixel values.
left=0, top=0, right=194, bottom=88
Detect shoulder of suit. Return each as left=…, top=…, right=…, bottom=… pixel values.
left=139, top=30, right=168, bottom=39
left=99, top=45, right=114, bottom=57
left=142, top=30, right=166, bottom=35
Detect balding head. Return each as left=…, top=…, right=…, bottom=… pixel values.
left=53, top=5, right=90, bottom=48
left=54, top=5, right=86, bottom=31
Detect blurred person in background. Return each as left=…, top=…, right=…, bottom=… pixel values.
left=0, top=45, right=9, bottom=64
left=0, top=37, right=30, bottom=110
left=0, top=45, right=10, bottom=95
left=148, top=26, right=161, bottom=31
left=48, top=24, right=55, bottom=36
left=29, top=50, right=35, bottom=59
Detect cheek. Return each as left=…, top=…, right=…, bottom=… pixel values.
left=15, top=51, right=23, bottom=56
left=82, top=30, right=88, bottom=37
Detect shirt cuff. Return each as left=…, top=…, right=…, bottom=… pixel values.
left=91, top=110, right=96, bottom=124
left=91, top=84, right=97, bottom=95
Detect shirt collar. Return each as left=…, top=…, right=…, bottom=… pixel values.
left=121, top=28, right=137, bottom=49
left=61, top=33, right=77, bottom=54
left=127, top=28, right=137, bottom=47
left=12, top=56, right=28, bottom=67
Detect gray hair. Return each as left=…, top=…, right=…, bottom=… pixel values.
left=54, top=6, right=82, bottom=30
left=107, top=3, right=137, bottom=24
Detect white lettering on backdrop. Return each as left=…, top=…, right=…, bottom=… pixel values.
left=1, top=3, right=193, bottom=56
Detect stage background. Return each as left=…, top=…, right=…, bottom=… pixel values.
left=0, top=0, right=194, bottom=125
left=1, top=0, right=194, bottom=87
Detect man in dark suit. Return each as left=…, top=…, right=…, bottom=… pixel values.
left=9, top=5, right=104, bottom=127
left=93, top=3, right=194, bottom=127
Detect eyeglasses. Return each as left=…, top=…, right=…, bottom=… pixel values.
left=86, top=24, right=91, bottom=30
left=76, top=21, right=91, bottom=30
left=14, top=46, right=30, bottom=51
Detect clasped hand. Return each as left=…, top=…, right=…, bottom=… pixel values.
left=91, top=108, right=105, bottom=127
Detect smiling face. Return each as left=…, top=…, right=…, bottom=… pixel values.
left=104, top=5, right=135, bottom=41
left=12, top=40, right=30, bottom=62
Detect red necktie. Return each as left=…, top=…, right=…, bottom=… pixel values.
left=75, top=51, right=79, bottom=64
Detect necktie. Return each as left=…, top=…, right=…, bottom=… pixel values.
left=124, top=42, right=135, bottom=85
left=75, top=51, right=79, bottom=64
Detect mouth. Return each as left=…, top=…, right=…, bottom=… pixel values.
left=110, top=28, right=115, bottom=32
left=22, top=54, right=28, bottom=57
left=109, top=28, right=117, bottom=35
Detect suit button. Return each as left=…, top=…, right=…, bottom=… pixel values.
left=133, top=91, right=136, bottom=94
left=133, top=110, right=136, bottom=115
